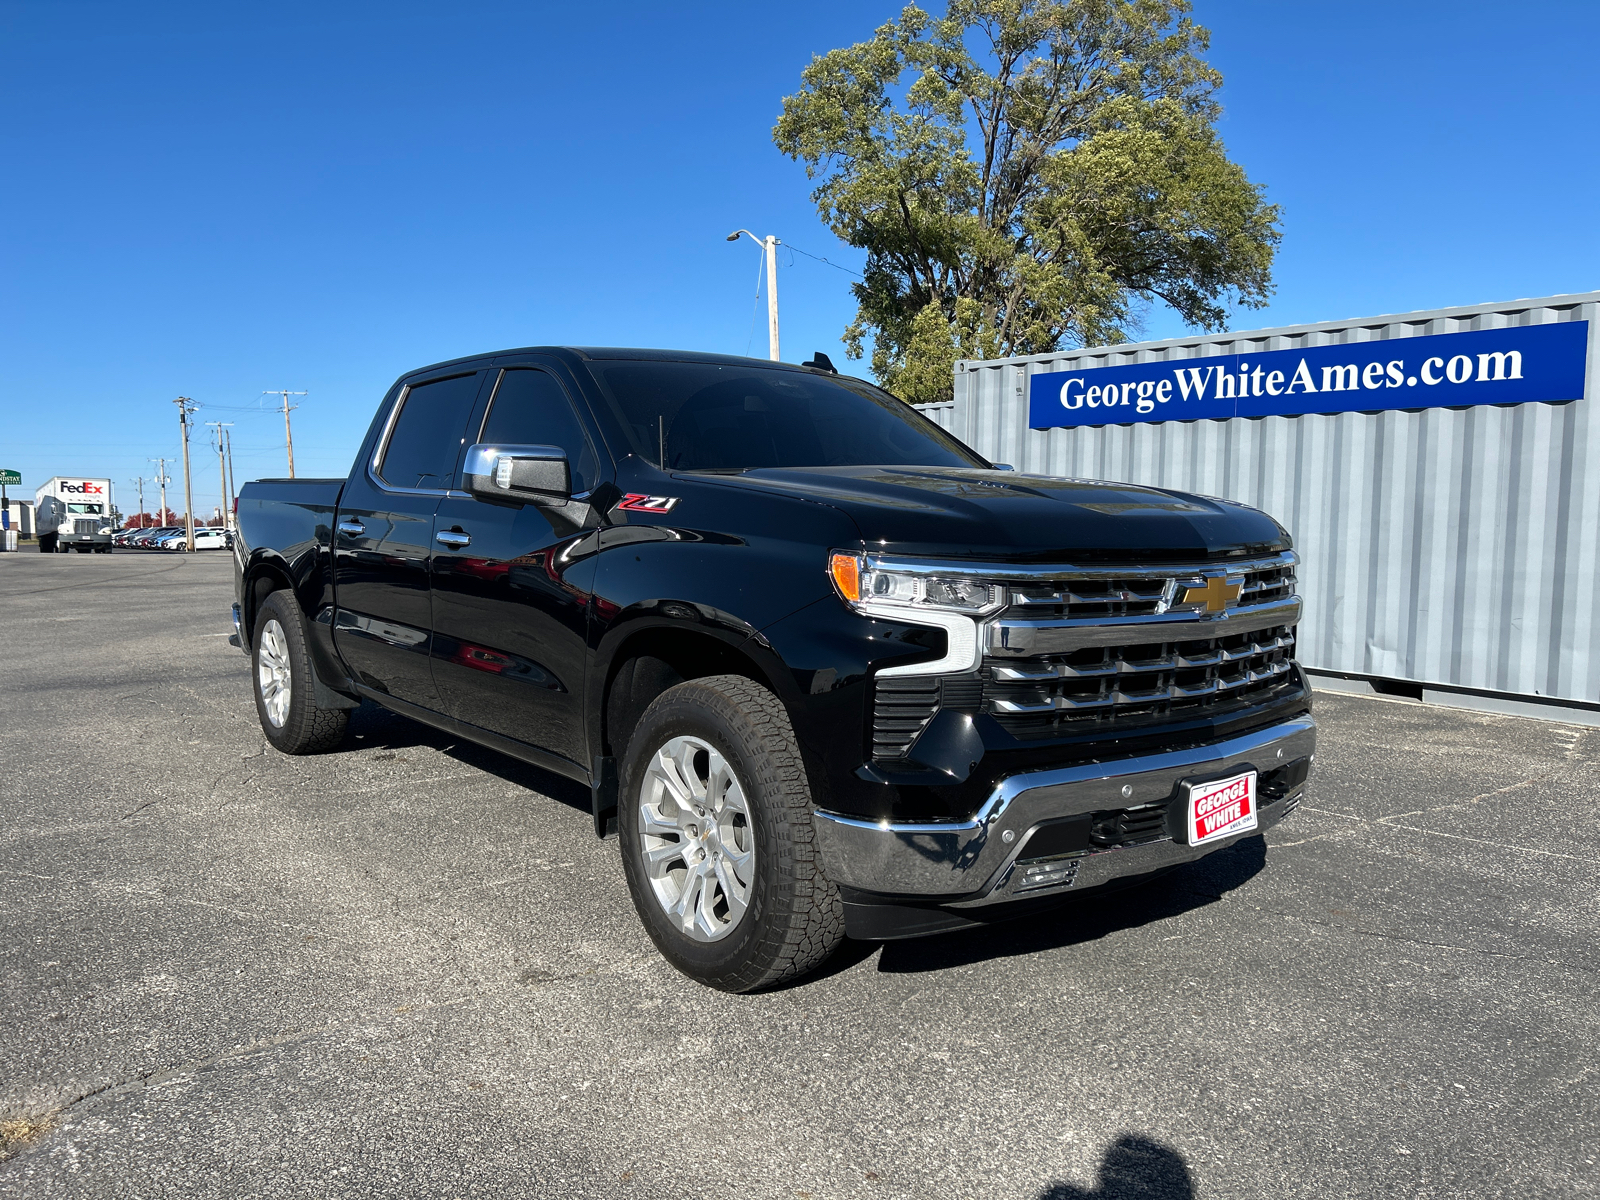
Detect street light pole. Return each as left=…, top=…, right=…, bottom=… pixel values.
left=726, top=229, right=780, bottom=361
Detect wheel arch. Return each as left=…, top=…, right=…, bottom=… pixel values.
left=596, top=622, right=794, bottom=763
left=241, top=552, right=298, bottom=637
left=242, top=549, right=360, bottom=707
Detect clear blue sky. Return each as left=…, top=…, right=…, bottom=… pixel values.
left=3, top=1, right=1597, bottom=518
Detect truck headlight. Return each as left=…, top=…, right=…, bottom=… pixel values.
left=828, top=552, right=1003, bottom=616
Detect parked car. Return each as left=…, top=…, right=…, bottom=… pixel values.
left=233, top=347, right=1314, bottom=992
left=173, top=528, right=229, bottom=551
left=133, top=526, right=181, bottom=547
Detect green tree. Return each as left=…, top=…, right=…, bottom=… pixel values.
left=774, top=0, right=1280, bottom=403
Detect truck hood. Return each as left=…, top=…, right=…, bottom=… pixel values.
left=687, top=465, right=1289, bottom=562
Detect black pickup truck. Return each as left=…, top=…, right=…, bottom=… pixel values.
left=233, top=347, right=1314, bottom=991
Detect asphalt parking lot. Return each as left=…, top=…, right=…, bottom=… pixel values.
left=2, top=552, right=1596, bottom=1199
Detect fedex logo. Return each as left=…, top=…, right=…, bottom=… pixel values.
left=59, top=481, right=104, bottom=495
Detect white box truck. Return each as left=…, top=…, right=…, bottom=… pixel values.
left=35, top=477, right=114, bottom=553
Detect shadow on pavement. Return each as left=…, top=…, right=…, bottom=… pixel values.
left=1038, top=1133, right=1196, bottom=1199
left=872, top=835, right=1267, bottom=975
left=340, top=701, right=592, bottom=815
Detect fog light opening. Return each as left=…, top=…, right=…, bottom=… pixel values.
left=1014, top=856, right=1081, bottom=893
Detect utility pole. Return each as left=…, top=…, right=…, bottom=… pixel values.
left=207, top=422, right=233, bottom=530
left=765, top=235, right=780, bottom=361
left=131, top=476, right=146, bottom=527
left=150, top=458, right=171, bottom=527
left=263, top=390, right=307, bottom=478
left=175, top=397, right=198, bottom=552
left=223, top=428, right=237, bottom=531
left=726, top=230, right=781, bottom=361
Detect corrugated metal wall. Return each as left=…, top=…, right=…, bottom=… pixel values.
left=931, top=292, right=1600, bottom=705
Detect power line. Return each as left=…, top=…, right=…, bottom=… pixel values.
left=783, top=242, right=864, bottom=278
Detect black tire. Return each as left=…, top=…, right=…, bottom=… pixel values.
left=37, top=534, right=55, bottom=553
left=251, top=590, right=349, bottom=755
left=617, top=674, right=844, bottom=992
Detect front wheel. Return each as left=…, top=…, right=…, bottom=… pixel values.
left=617, top=675, right=844, bottom=992
left=251, top=590, right=349, bottom=754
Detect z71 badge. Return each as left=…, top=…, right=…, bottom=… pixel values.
left=615, top=493, right=680, bottom=514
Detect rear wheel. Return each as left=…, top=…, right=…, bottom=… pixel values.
left=617, top=675, right=844, bottom=992
left=252, top=590, right=348, bottom=754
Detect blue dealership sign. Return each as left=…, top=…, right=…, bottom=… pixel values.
left=1028, top=321, right=1589, bottom=429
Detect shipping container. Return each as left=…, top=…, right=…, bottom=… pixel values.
left=933, top=291, right=1600, bottom=722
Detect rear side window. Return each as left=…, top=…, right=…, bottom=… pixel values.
left=378, top=373, right=480, bottom=489
left=478, top=369, right=600, bottom=494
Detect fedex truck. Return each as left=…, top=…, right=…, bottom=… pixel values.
left=35, top=477, right=114, bottom=553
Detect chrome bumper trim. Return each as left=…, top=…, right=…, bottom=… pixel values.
left=813, top=717, right=1315, bottom=900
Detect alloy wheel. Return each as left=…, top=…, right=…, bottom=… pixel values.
left=637, top=735, right=756, bottom=942
left=257, top=618, right=292, bottom=728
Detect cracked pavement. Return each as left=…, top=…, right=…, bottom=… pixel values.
left=1, top=551, right=1597, bottom=1198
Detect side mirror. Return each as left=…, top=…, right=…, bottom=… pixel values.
left=991, top=463, right=1015, bottom=471
left=463, top=444, right=570, bottom=503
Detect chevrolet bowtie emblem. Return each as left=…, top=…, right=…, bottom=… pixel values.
left=1183, top=575, right=1243, bottom=614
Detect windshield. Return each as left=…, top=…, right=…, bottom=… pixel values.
left=587, top=360, right=985, bottom=471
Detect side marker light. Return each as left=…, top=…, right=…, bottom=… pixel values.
left=830, top=552, right=861, bottom=603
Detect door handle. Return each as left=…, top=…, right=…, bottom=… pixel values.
left=337, top=519, right=365, bottom=537
left=435, top=529, right=472, bottom=549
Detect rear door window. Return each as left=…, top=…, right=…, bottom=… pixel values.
left=379, top=373, right=481, bottom=490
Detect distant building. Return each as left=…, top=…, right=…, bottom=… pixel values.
left=1, top=498, right=33, bottom=537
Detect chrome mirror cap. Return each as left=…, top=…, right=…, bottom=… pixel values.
left=462, top=443, right=570, bottom=502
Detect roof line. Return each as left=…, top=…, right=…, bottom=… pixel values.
left=956, top=289, right=1600, bottom=369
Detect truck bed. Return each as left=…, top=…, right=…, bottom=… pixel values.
left=236, top=478, right=345, bottom=567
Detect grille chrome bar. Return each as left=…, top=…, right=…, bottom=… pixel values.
left=991, top=657, right=1293, bottom=714
left=989, top=595, right=1301, bottom=656
left=982, top=552, right=1297, bottom=657
left=866, top=549, right=1297, bottom=583
left=983, top=624, right=1298, bottom=734
left=990, top=632, right=1296, bottom=683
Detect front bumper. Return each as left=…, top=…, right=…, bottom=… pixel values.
left=813, top=716, right=1314, bottom=918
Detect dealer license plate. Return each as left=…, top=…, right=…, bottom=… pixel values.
left=1185, top=770, right=1258, bottom=846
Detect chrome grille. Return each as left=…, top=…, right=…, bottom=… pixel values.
left=983, top=625, right=1299, bottom=739
left=1004, top=556, right=1296, bottom=622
